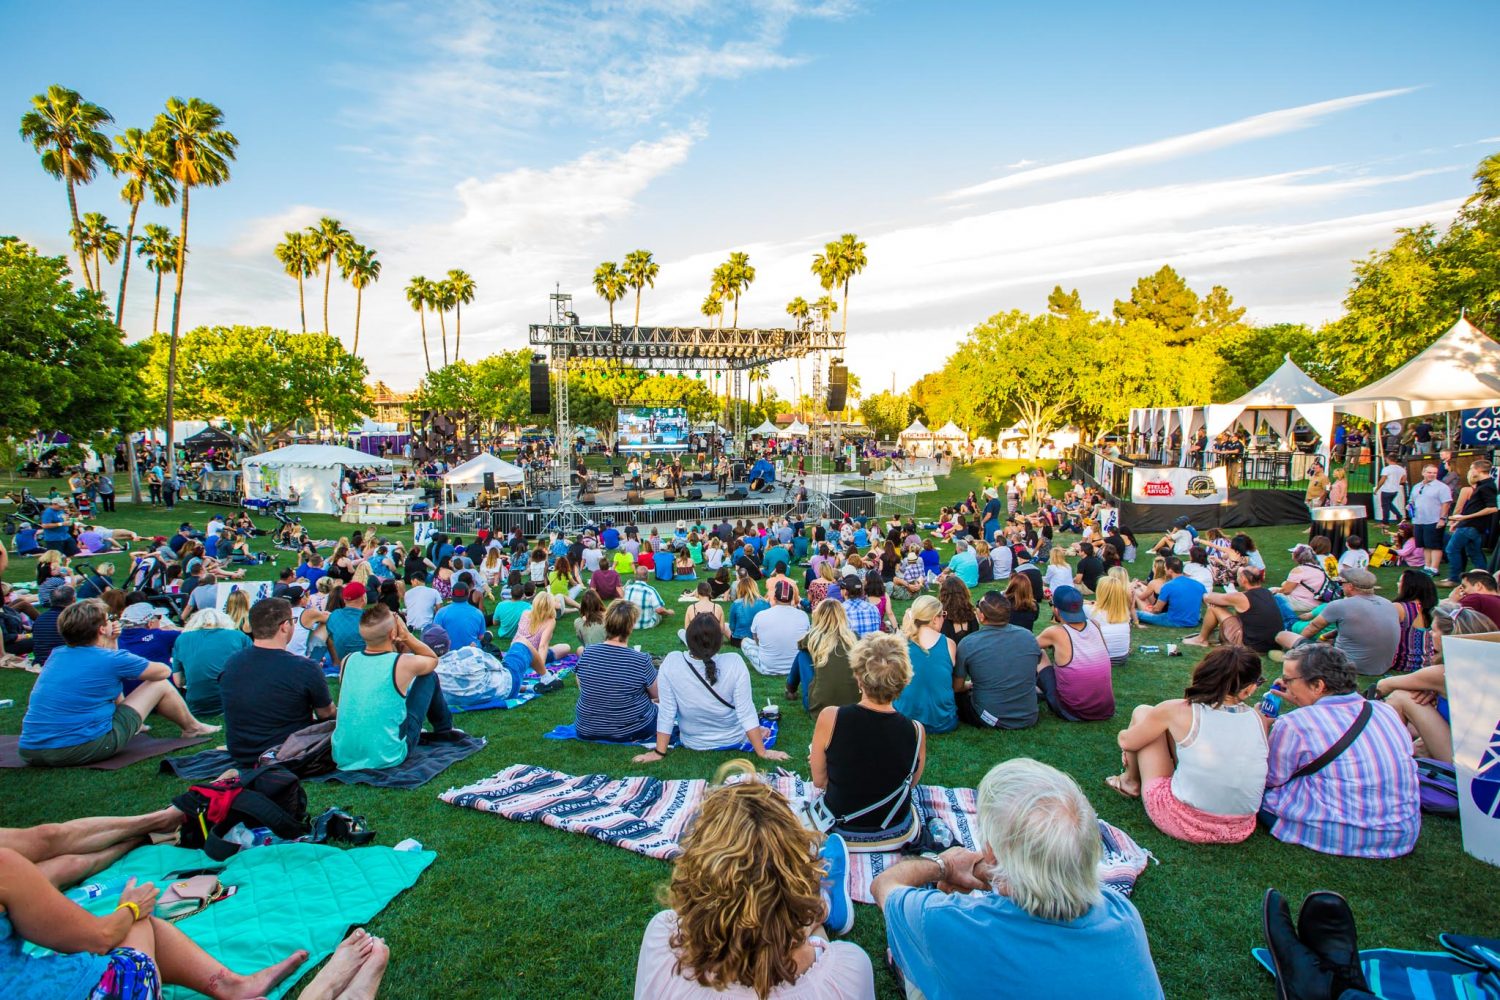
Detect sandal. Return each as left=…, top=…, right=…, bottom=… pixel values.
left=1105, top=774, right=1140, bottom=799
left=311, top=807, right=377, bottom=846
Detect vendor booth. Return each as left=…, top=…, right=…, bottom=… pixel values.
left=776, top=420, right=811, bottom=438
left=241, top=444, right=393, bottom=515
left=898, top=419, right=934, bottom=457
left=442, top=453, right=526, bottom=506
left=748, top=419, right=781, bottom=438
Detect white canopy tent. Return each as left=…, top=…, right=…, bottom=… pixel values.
left=749, top=419, right=781, bottom=437
left=777, top=420, right=811, bottom=437
left=1332, top=316, right=1500, bottom=423
left=442, top=453, right=525, bottom=505
left=898, top=418, right=935, bottom=457
left=1202, top=355, right=1338, bottom=459
left=934, top=421, right=969, bottom=442
left=242, top=444, right=393, bottom=515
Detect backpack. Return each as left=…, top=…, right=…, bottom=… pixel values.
left=1415, top=757, right=1458, bottom=817
left=257, top=720, right=337, bottom=778
left=173, top=765, right=310, bottom=860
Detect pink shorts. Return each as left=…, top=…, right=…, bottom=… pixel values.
left=1143, top=777, right=1256, bottom=845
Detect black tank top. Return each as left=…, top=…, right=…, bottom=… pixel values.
left=1241, top=587, right=1283, bottom=654
left=823, top=705, right=919, bottom=831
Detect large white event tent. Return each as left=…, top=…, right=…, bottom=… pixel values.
left=1332, top=316, right=1500, bottom=425
left=934, top=420, right=969, bottom=443
left=898, top=419, right=934, bottom=456
left=1203, top=355, right=1338, bottom=461
left=442, top=453, right=525, bottom=504
left=242, top=444, right=393, bottom=514
left=749, top=419, right=782, bottom=437
left=777, top=420, right=811, bottom=437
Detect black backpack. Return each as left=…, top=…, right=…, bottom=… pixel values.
left=173, top=765, right=310, bottom=860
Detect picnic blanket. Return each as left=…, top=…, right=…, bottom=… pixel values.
left=441, top=764, right=1153, bottom=904
left=450, top=653, right=579, bottom=713
left=0, top=733, right=209, bottom=770
left=33, top=843, right=434, bottom=1000
left=160, top=735, right=487, bottom=789
left=1252, top=939, right=1500, bottom=1000
left=542, top=719, right=779, bottom=751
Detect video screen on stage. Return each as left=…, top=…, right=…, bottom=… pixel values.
left=616, top=406, right=690, bottom=453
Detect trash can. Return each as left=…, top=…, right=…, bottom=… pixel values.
left=1309, top=504, right=1368, bottom=558
left=834, top=456, right=847, bottom=473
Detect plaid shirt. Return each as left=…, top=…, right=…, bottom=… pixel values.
left=842, top=597, right=883, bottom=637
left=1261, top=693, right=1420, bottom=858
left=898, top=559, right=926, bottom=589
left=623, top=580, right=665, bottom=629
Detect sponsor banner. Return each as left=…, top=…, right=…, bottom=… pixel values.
left=212, top=581, right=274, bottom=615
left=1460, top=407, right=1500, bottom=448
left=1129, top=466, right=1228, bottom=505
left=1446, top=635, right=1500, bottom=867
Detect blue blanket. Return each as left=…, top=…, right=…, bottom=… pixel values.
left=544, top=719, right=779, bottom=751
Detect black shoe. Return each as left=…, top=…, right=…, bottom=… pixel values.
left=418, top=727, right=468, bottom=745
left=1263, top=889, right=1335, bottom=1000
left=1297, top=891, right=1369, bottom=996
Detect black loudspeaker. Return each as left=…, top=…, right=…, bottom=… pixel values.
left=826, top=363, right=848, bottom=411
left=663, top=489, right=677, bottom=502
left=627, top=489, right=644, bottom=505
left=483, top=472, right=496, bottom=492
left=727, top=487, right=748, bottom=500
left=686, top=488, right=703, bottom=500
left=732, top=462, right=746, bottom=479
left=580, top=492, right=596, bottom=505
left=529, top=363, right=551, bottom=414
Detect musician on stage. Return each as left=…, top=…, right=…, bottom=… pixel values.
left=715, top=455, right=731, bottom=494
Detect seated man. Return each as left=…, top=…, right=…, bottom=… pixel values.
left=221, top=597, right=336, bottom=766
left=874, top=758, right=1163, bottom=998
left=1138, top=557, right=1205, bottom=628
left=947, top=538, right=980, bottom=588
left=744, top=580, right=810, bottom=677
left=954, top=591, right=1042, bottom=730
left=893, top=550, right=926, bottom=600
left=433, top=585, right=487, bottom=651
left=1260, top=644, right=1420, bottom=858
left=1150, top=518, right=1193, bottom=557
left=116, top=600, right=180, bottom=663
left=18, top=598, right=219, bottom=767
left=623, top=576, right=673, bottom=630
left=331, top=604, right=464, bottom=772
left=1272, top=567, right=1400, bottom=676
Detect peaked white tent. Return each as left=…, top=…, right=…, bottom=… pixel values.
left=749, top=419, right=781, bottom=437
left=1203, top=355, right=1338, bottom=459
left=242, top=444, right=392, bottom=514
left=899, top=418, right=934, bottom=456
left=777, top=420, right=811, bottom=437
left=1332, top=317, right=1500, bottom=422
left=934, top=421, right=969, bottom=441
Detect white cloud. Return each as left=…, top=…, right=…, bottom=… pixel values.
left=943, top=87, right=1419, bottom=200
left=1004, top=158, right=1040, bottom=169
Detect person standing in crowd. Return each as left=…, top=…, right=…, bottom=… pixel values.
left=1442, top=459, right=1497, bottom=587
left=954, top=591, right=1041, bottom=731
left=1408, top=464, right=1453, bottom=577
left=1375, top=457, right=1407, bottom=524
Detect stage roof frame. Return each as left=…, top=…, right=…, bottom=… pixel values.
left=528, top=323, right=845, bottom=371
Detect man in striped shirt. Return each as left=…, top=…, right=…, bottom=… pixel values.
left=623, top=579, right=673, bottom=630
left=1261, top=644, right=1420, bottom=859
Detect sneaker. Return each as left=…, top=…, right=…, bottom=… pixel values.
left=535, top=673, right=565, bottom=694
left=1268, top=649, right=1286, bottom=663
left=418, top=727, right=469, bottom=745
left=819, top=833, right=854, bottom=936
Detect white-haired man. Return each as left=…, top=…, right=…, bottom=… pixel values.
left=872, top=758, right=1163, bottom=999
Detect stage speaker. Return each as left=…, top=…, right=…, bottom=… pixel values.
left=826, top=363, right=848, bottom=411
left=529, top=363, right=551, bottom=414
left=580, top=492, right=597, bottom=505
left=483, top=472, right=496, bottom=492
left=732, top=462, right=746, bottom=479
left=627, top=489, right=644, bottom=505
left=686, top=488, right=703, bottom=501
left=727, top=487, right=748, bottom=500
left=663, top=489, right=677, bottom=502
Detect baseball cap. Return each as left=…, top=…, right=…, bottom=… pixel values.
left=451, top=584, right=470, bottom=599
left=422, top=624, right=452, bottom=656
left=774, top=580, right=795, bottom=603
left=282, top=586, right=306, bottom=604
left=341, top=581, right=367, bottom=601
left=120, top=603, right=162, bottom=625
left=1051, top=585, right=1087, bottom=623
left=1173, top=516, right=1191, bottom=527
left=179, top=522, right=193, bottom=530
left=1339, top=566, right=1378, bottom=589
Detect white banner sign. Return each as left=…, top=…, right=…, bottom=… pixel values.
left=1445, top=634, right=1500, bottom=868
left=1128, top=465, right=1228, bottom=505
left=213, top=581, right=274, bottom=614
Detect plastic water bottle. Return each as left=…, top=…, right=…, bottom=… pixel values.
left=925, top=817, right=954, bottom=851
left=1259, top=689, right=1284, bottom=720
left=75, top=875, right=132, bottom=901
left=0, top=699, right=13, bottom=710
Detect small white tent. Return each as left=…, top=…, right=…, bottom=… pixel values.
left=1203, top=356, right=1337, bottom=456
left=898, top=419, right=934, bottom=456
left=443, top=454, right=525, bottom=504
left=242, top=444, right=392, bottom=514
left=1332, top=317, right=1500, bottom=422
left=749, top=419, right=781, bottom=437
left=777, top=420, right=811, bottom=437
left=934, top=421, right=968, bottom=442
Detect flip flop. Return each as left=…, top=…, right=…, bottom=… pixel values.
left=1105, top=774, right=1140, bottom=799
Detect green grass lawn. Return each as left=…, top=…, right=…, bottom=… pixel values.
left=1, top=464, right=1495, bottom=999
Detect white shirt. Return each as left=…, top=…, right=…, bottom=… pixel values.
left=1377, top=464, right=1406, bottom=494
left=1410, top=479, right=1452, bottom=525
left=749, top=605, right=811, bottom=676
left=1183, top=563, right=1214, bottom=591
left=528, top=559, right=549, bottom=584
left=655, top=651, right=758, bottom=750
left=1170, top=529, right=1193, bottom=555
left=205, top=519, right=224, bottom=541
left=1171, top=703, right=1268, bottom=817
left=1089, top=611, right=1131, bottom=660
left=1043, top=564, right=1073, bottom=593
left=403, top=584, right=441, bottom=630
left=1337, top=549, right=1370, bottom=573
left=990, top=546, right=1013, bottom=580
left=635, top=911, right=874, bottom=1000
left=582, top=547, right=605, bottom=573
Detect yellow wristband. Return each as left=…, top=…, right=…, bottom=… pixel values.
left=115, top=901, right=141, bottom=921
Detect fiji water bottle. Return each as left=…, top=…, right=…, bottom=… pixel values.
left=1259, top=687, right=1285, bottom=720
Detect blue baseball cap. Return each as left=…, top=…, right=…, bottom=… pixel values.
left=1051, top=585, right=1087, bottom=623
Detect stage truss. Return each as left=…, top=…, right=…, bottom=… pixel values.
left=529, top=291, right=845, bottom=528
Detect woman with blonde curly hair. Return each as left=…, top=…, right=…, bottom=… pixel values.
left=634, top=777, right=873, bottom=997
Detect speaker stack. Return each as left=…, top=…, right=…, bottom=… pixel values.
left=826, top=362, right=848, bottom=411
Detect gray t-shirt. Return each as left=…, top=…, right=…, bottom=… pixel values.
left=1321, top=594, right=1401, bottom=676
left=954, top=624, right=1042, bottom=728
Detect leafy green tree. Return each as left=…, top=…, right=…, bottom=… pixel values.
left=1207, top=323, right=1319, bottom=401
left=18, top=85, right=115, bottom=292
left=1197, top=284, right=1246, bottom=335
left=446, top=268, right=475, bottom=360
left=274, top=231, right=317, bottom=333
left=111, top=126, right=175, bottom=327
left=406, top=275, right=434, bottom=371
left=342, top=245, right=382, bottom=355
left=1466, top=151, right=1500, bottom=208
left=593, top=261, right=625, bottom=324
left=148, top=95, right=238, bottom=473
left=1046, top=285, right=1086, bottom=318
left=723, top=251, right=755, bottom=328
left=1113, top=265, right=1200, bottom=342
left=859, top=390, right=913, bottom=439
left=623, top=249, right=659, bottom=326
left=135, top=224, right=179, bottom=335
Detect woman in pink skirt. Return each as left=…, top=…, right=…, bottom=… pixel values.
left=1107, top=646, right=1270, bottom=844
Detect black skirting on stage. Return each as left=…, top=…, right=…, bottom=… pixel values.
left=1120, top=491, right=1373, bottom=533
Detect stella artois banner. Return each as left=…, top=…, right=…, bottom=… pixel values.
left=1129, top=466, right=1228, bottom=505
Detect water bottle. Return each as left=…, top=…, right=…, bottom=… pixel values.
left=1259, top=688, right=1284, bottom=720
left=222, top=824, right=257, bottom=850
left=75, top=875, right=132, bottom=901
left=925, top=817, right=954, bottom=851
left=1137, top=645, right=1162, bottom=655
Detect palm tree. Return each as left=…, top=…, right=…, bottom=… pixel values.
left=810, top=249, right=839, bottom=322
left=446, top=268, right=475, bottom=360
left=747, top=365, right=770, bottom=406
left=111, top=127, right=176, bottom=327
left=1468, top=151, right=1500, bottom=208
left=273, top=231, right=317, bottom=333
left=700, top=294, right=723, bottom=328
left=813, top=294, right=838, bottom=334
left=709, top=264, right=735, bottom=329
left=406, top=276, right=433, bottom=372
left=785, top=296, right=811, bottom=332
left=149, top=96, right=238, bottom=475
left=428, top=279, right=455, bottom=366
left=593, top=261, right=626, bottom=324
left=832, top=233, right=867, bottom=334
left=19, top=85, right=115, bottom=292
left=308, top=217, right=352, bottom=335
left=622, top=249, right=659, bottom=326
left=341, top=244, right=382, bottom=355
left=136, top=224, right=179, bottom=334
left=723, top=251, right=755, bottom=328
left=76, top=212, right=123, bottom=296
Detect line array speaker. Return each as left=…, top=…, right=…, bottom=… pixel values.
left=529, top=363, right=551, bottom=414
left=826, top=363, right=848, bottom=411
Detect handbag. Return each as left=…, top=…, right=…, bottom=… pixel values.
left=805, top=721, right=924, bottom=833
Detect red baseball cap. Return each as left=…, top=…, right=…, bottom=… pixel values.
left=341, top=581, right=367, bottom=601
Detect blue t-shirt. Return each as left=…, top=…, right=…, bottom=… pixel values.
left=326, top=607, right=367, bottom=662
left=298, top=564, right=327, bottom=588
left=601, top=527, right=620, bottom=550
left=948, top=550, right=979, bottom=587
left=885, top=886, right=1163, bottom=1000
left=118, top=627, right=179, bottom=663
left=853, top=528, right=869, bottom=548
left=434, top=601, right=487, bottom=651
left=1157, top=575, right=1207, bottom=626
left=40, top=506, right=69, bottom=542
left=20, top=646, right=151, bottom=750
left=729, top=599, right=769, bottom=640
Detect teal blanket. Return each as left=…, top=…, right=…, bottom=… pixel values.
left=57, top=843, right=434, bottom=999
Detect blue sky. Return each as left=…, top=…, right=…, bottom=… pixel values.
left=4, top=0, right=1496, bottom=394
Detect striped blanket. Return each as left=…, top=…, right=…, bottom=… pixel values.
left=440, top=765, right=1154, bottom=904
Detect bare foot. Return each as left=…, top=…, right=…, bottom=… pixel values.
left=182, top=723, right=222, bottom=737
left=224, top=949, right=308, bottom=999
left=150, top=806, right=186, bottom=833
left=1105, top=774, right=1141, bottom=799
left=297, top=931, right=373, bottom=1000
left=1180, top=636, right=1211, bottom=648
left=341, top=937, right=389, bottom=1000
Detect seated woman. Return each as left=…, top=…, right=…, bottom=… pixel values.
left=680, top=581, right=729, bottom=643
left=1004, top=573, right=1039, bottom=633
left=806, top=561, right=837, bottom=610
left=702, top=538, right=727, bottom=572
left=894, top=596, right=958, bottom=734
left=1276, top=544, right=1334, bottom=617
left=573, top=600, right=657, bottom=743
left=513, top=592, right=572, bottom=688
left=1042, top=548, right=1073, bottom=597
left=19, top=599, right=219, bottom=767
left=1372, top=604, right=1498, bottom=764
left=548, top=555, right=584, bottom=613
left=635, top=616, right=789, bottom=763
left=1129, top=557, right=1169, bottom=611
left=672, top=550, right=696, bottom=580
left=1389, top=569, right=1438, bottom=674
left=634, top=776, right=872, bottom=997
left=1384, top=522, right=1424, bottom=568
left=787, top=600, right=859, bottom=714
left=727, top=574, right=768, bottom=649
left=1088, top=576, right=1134, bottom=665
left=1107, top=645, right=1269, bottom=844
left=170, top=608, right=250, bottom=717
left=810, top=632, right=926, bottom=852
left=573, top=590, right=607, bottom=648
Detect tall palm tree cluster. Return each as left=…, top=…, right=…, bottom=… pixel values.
left=403, top=270, right=477, bottom=372
left=591, top=250, right=660, bottom=327
left=273, top=219, right=384, bottom=353
left=19, top=84, right=236, bottom=476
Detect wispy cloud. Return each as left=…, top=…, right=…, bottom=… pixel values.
left=943, top=87, right=1419, bottom=200
left=1004, top=158, right=1039, bottom=169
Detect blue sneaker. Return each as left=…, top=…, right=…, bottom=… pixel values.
left=819, top=833, right=854, bottom=935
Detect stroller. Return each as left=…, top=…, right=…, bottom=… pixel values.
left=3, top=489, right=44, bottom=536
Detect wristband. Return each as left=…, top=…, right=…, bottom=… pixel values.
left=116, top=901, right=141, bottom=921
